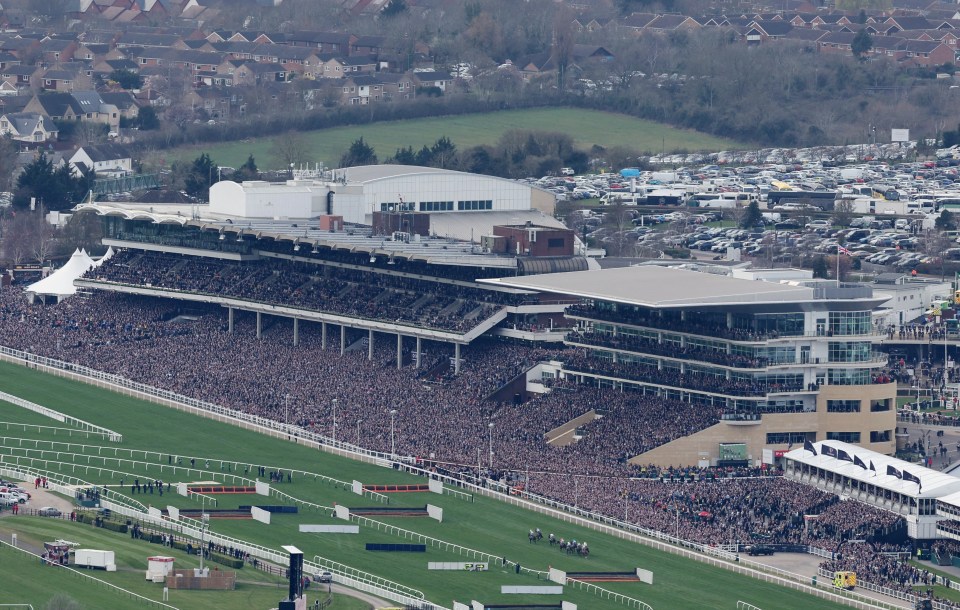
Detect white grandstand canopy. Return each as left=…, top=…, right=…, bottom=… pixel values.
left=480, top=266, right=816, bottom=308
left=785, top=440, right=960, bottom=500
left=26, top=249, right=95, bottom=301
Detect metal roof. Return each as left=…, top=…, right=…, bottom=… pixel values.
left=479, top=266, right=819, bottom=308
left=73, top=202, right=520, bottom=268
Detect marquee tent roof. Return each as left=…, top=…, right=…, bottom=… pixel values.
left=26, top=248, right=95, bottom=298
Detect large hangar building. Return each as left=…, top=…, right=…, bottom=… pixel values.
left=209, top=165, right=556, bottom=225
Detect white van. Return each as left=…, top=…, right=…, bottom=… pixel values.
left=599, top=193, right=644, bottom=205
left=0, top=491, right=26, bottom=505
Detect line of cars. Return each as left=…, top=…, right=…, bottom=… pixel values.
left=0, top=480, right=31, bottom=505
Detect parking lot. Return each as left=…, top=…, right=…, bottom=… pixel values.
left=547, top=146, right=960, bottom=270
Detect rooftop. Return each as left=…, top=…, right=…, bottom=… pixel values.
left=480, top=266, right=821, bottom=308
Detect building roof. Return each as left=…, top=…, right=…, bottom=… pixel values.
left=785, top=440, right=960, bottom=500
left=74, top=143, right=132, bottom=163
left=429, top=210, right=568, bottom=243
left=479, top=265, right=822, bottom=308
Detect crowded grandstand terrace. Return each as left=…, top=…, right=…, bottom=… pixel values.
left=0, top=285, right=946, bottom=605
left=80, top=250, right=524, bottom=333
left=560, top=351, right=806, bottom=397
left=567, top=331, right=772, bottom=369
left=566, top=304, right=796, bottom=342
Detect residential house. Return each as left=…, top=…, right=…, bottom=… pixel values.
left=1, top=65, right=38, bottom=91
left=99, top=91, right=139, bottom=120
left=350, top=35, right=385, bottom=55
left=410, top=70, right=453, bottom=93
left=0, top=52, right=20, bottom=70
left=644, top=14, right=702, bottom=32
left=37, top=38, right=78, bottom=65
left=69, top=143, right=133, bottom=177
left=743, top=20, right=794, bottom=44
left=816, top=31, right=856, bottom=55
left=376, top=72, right=414, bottom=101
left=900, top=40, right=955, bottom=65
left=883, top=16, right=934, bottom=34
left=93, top=58, right=141, bottom=78
left=128, top=48, right=224, bottom=75
left=286, top=31, right=355, bottom=54
left=25, top=91, right=120, bottom=130
left=0, top=111, right=57, bottom=143
left=232, top=62, right=288, bottom=86
left=116, top=32, right=184, bottom=49
left=619, top=12, right=657, bottom=32
left=36, top=67, right=94, bottom=92
left=336, top=74, right=386, bottom=105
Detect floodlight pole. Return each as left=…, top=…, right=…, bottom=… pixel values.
left=332, top=398, right=338, bottom=445
left=199, top=512, right=209, bottom=574
left=488, top=422, right=494, bottom=469
left=389, top=409, right=397, bottom=458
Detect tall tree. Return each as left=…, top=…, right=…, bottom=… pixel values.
left=851, top=29, right=873, bottom=59
left=270, top=131, right=310, bottom=170
left=235, top=155, right=260, bottom=182
left=339, top=137, right=377, bottom=167
left=14, top=153, right=91, bottom=212
left=430, top=136, right=457, bottom=169
left=183, top=153, right=219, bottom=201
left=741, top=200, right=763, bottom=228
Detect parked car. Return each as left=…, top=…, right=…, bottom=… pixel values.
left=316, top=571, right=333, bottom=583
left=37, top=507, right=62, bottom=517
left=748, top=545, right=775, bottom=556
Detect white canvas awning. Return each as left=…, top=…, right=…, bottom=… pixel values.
left=26, top=248, right=95, bottom=298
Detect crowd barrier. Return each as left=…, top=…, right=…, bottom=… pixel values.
left=0, top=344, right=914, bottom=610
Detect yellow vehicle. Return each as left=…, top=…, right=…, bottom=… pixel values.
left=833, top=570, right=856, bottom=590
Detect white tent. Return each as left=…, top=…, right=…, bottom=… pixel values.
left=25, top=248, right=95, bottom=303
left=94, top=246, right=115, bottom=267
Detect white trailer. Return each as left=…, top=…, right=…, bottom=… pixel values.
left=75, top=549, right=116, bottom=571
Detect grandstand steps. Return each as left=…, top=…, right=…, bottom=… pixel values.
left=293, top=278, right=316, bottom=292
left=461, top=308, right=509, bottom=343
left=464, top=305, right=487, bottom=321
left=162, top=259, right=190, bottom=278
left=410, top=294, right=434, bottom=312
left=337, top=284, right=356, bottom=299
left=438, top=299, right=465, bottom=316
left=371, top=289, right=394, bottom=304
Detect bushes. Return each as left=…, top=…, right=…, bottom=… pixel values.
left=100, top=520, right=128, bottom=534
left=208, top=553, right=244, bottom=569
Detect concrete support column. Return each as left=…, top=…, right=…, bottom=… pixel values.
left=415, top=337, right=421, bottom=368
left=227, top=307, right=234, bottom=333
left=293, top=318, right=300, bottom=347
left=256, top=311, right=262, bottom=339
left=321, top=322, right=327, bottom=350
left=454, top=343, right=461, bottom=375
left=397, top=334, right=403, bottom=370
left=612, top=351, right=618, bottom=364
left=340, top=325, right=346, bottom=356
left=727, top=312, right=734, bottom=329
left=368, top=329, right=374, bottom=361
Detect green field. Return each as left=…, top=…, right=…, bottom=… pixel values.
left=0, top=360, right=851, bottom=610
left=167, top=108, right=745, bottom=170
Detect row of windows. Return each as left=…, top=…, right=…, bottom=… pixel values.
left=378, top=201, right=493, bottom=213
left=828, top=341, right=873, bottom=363
left=458, top=200, right=493, bottom=211
left=827, top=399, right=860, bottom=413
left=826, top=431, right=860, bottom=443
left=766, top=431, right=812, bottom=445
left=420, top=201, right=454, bottom=212
left=828, top=311, right=872, bottom=336
left=827, top=368, right=872, bottom=385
